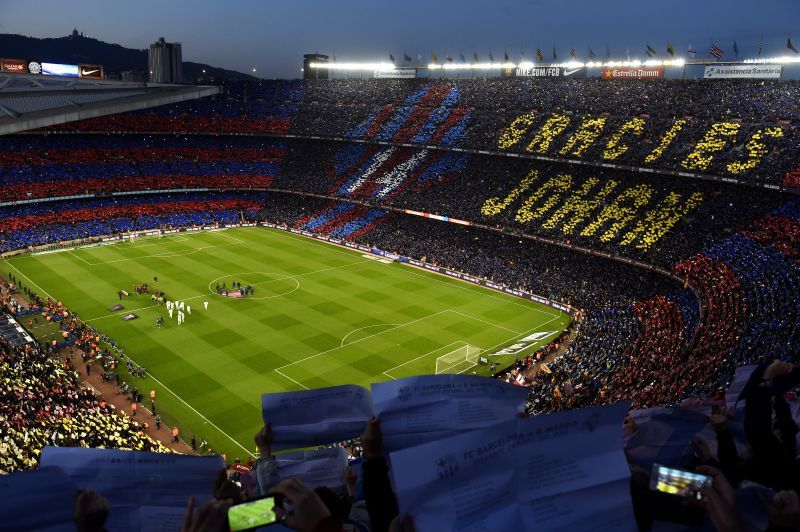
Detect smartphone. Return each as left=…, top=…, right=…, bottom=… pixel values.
left=649, top=464, right=712, bottom=501
left=228, top=496, right=278, bottom=531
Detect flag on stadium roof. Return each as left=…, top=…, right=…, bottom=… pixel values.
left=389, top=52, right=395, bottom=64
left=606, top=45, right=611, bottom=60
left=459, top=52, right=466, bottom=63
left=332, top=52, right=337, bottom=63
left=733, top=40, right=739, bottom=59
left=403, top=51, right=412, bottom=63
left=666, top=43, right=675, bottom=57
left=587, top=48, right=597, bottom=60
left=489, top=51, right=494, bottom=63
left=646, top=44, right=656, bottom=57
left=709, top=43, right=724, bottom=59
left=789, top=36, right=799, bottom=54
left=417, top=51, right=423, bottom=62
left=687, top=44, right=697, bottom=58
left=445, top=53, right=453, bottom=62
left=431, top=52, right=439, bottom=63
left=553, top=46, right=557, bottom=60
left=473, top=51, right=479, bottom=63
left=504, top=51, right=509, bottom=62
left=536, top=48, right=543, bottom=61
left=519, top=48, right=525, bottom=61
left=570, top=48, right=577, bottom=59
left=757, top=36, right=763, bottom=57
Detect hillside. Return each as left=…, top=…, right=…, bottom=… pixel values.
left=0, top=32, right=256, bottom=81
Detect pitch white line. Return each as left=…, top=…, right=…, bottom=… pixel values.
left=382, top=340, right=467, bottom=379
left=85, top=260, right=371, bottom=322
left=67, top=250, right=94, bottom=266
left=447, top=308, right=523, bottom=334
left=260, top=226, right=564, bottom=319
left=401, top=264, right=561, bottom=318
left=340, top=323, right=401, bottom=347
left=79, top=232, right=245, bottom=266
left=274, top=368, right=310, bottom=390
left=4, top=260, right=55, bottom=301
left=276, top=309, right=452, bottom=371
left=135, top=363, right=255, bottom=457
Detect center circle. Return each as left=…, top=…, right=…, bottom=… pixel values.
left=207, top=272, right=300, bottom=300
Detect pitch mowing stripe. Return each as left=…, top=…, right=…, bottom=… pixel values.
left=8, top=227, right=570, bottom=457
left=5, top=259, right=56, bottom=300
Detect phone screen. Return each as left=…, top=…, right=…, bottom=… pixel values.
left=228, top=497, right=278, bottom=531
left=650, top=464, right=712, bottom=500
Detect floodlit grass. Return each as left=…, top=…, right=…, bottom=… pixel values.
left=5, top=227, right=570, bottom=458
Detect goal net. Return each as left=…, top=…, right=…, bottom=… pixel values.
left=435, top=344, right=482, bottom=375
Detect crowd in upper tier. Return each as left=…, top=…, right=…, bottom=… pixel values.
left=48, top=78, right=800, bottom=187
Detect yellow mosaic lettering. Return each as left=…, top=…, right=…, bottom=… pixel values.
left=681, top=122, right=740, bottom=171
left=526, top=114, right=570, bottom=154
left=620, top=192, right=704, bottom=249
left=481, top=169, right=538, bottom=217
left=541, top=177, right=619, bottom=233
left=581, top=184, right=653, bottom=241
left=515, top=174, right=573, bottom=223
left=559, top=117, right=607, bottom=157
left=645, top=119, right=686, bottom=164
left=498, top=111, right=537, bottom=150
left=603, top=118, right=646, bottom=160
left=726, top=126, right=784, bottom=175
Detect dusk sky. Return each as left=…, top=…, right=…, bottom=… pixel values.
left=3, top=0, right=800, bottom=78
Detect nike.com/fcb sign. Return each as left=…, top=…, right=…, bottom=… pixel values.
left=515, top=66, right=586, bottom=78
left=601, top=67, right=664, bottom=79
left=78, top=64, right=104, bottom=79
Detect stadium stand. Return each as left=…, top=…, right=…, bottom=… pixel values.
left=1, top=77, right=799, bottom=530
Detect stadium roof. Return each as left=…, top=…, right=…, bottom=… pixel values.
left=0, top=72, right=220, bottom=135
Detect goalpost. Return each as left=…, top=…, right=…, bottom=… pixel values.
left=435, top=344, right=482, bottom=375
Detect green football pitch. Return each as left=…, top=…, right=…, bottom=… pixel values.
left=4, top=227, right=571, bottom=458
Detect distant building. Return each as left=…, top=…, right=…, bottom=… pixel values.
left=121, top=70, right=147, bottom=83
left=148, top=37, right=182, bottom=83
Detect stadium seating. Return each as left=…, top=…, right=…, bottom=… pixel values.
left=1, top=77, right=799, bottom=530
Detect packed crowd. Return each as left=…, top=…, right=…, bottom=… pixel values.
left=0, top=135, right=286, bottom=202
left=39, top=78, right=800, bottom=187
left=254, top=191, right=799, bottom=418
left=48, top=80, right=304, bottom=135
left=5, top=361, right=798, bottom=531
left=296, top=78, right=800, bottom=185
left=0, top=279, right=167, bottom=473
left=274, top=138, right=788, bottom=267
left=0, top=192, right=265, bottom=252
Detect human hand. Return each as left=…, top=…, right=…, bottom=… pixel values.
left=213, top=468, right=243, bottom=504
left=760, top=490, right=800, bottom=529
left=388, top=514, right=416, bottom=532
left=344, top=466, right=357, bottom=497
left=697, top=466, right=743, bottom=532
left=268, top=478, right=331, bottom=532
left=361, top=417, right=383, bottom=459
left=181, top=496, right=232, bottom=532
left=73, top=489, right=109, bottom=532
left=709, top=404, right=732, bottom=431
left=692, top=436, right=713, bottom=463
left=764, top=360, right=794, bottom=381
left=255, top=423, right=272, bottom=458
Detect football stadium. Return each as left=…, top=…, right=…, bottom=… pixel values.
left=1, top=1, right=800, bottom=530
